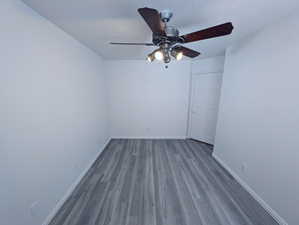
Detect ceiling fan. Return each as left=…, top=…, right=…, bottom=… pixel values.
left=110, top=7, right=234, bottom=64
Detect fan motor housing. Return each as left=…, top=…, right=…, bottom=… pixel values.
left=165, top=26, right=179, bottom=37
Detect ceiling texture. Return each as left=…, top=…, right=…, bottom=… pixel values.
left=22, top=0, right=298, bottom=60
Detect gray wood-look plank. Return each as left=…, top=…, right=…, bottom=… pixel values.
left=49, top=139, right=278, bottom=225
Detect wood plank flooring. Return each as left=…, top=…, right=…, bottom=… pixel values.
left=49, top=139, right=278, bottom=225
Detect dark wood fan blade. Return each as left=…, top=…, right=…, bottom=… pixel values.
left=138, top=7, right=165, bottom=35
left=110, top=42, right=154, bottom=46
left=181, top=22, right=234, bottom=43
left=173, top=45, right=200, bottom=58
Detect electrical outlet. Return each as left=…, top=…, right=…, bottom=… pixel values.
left=29, top=201, right=39, bottom=218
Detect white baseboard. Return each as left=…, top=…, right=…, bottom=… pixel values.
left=213, top=154, right=288, bottom=225
left=42, top=137, right=112, bottom=225
left=111, top=136, right=187, bottom=139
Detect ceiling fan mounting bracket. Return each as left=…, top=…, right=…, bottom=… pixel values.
left=160, top=9, right=173, bottom=22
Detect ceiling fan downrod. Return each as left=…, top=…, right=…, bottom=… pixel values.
left=159, top=9, right=173, bottom=23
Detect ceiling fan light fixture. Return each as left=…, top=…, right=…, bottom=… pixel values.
left=154, top=50, right=164, bottom=61
left=147, top=53, right=155, bottom=62
left=164, top=51, right=171, bottom=63
left=176, top=52, right=183, bottom=60
left=171, top=49, right=183, bottom=61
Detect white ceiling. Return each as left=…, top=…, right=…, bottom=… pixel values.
left=22, top=0, right=298, bottom=60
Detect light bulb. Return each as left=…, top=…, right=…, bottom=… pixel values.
left=154, top=50, right=164, bottom=61
left=176, top=52, right=183, bottom=60
left=147, top=54, right=154, bottom=62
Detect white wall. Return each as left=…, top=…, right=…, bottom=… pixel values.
left=214, top=13, right=299, bottom=225
left=0, top=1, right=108, bottom=225
left=105, top=60, right=191, bottom=138
left=191, top=56, right=225, bottom=74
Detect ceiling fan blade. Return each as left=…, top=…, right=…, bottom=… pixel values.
left=181, top=22, right=234, bottom=43
left=110, top=42, right=154, bottom=46
left=138, top=7, right=165, bottom=35
left=173, top=46, right=200, bottom=58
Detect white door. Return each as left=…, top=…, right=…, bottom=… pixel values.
left=189, top=73, right=222, bottom=145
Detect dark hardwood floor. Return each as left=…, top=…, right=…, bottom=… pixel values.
left=49, top=139, right=278, bottom=225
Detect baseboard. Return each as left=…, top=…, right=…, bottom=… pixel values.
left=42, top=137, right=112, bottom=225
left=188, top=138, right=214, bottom=147
left=213, top=154, right=288, bottom=225
left=111, top=136, right=187, bottom=139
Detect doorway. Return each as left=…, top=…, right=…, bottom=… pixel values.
left=188, top=72, right=222, bottom=145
